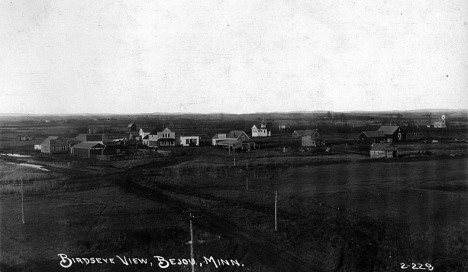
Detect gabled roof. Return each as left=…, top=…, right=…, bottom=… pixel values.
left=72, top=142, right=105, bottom=149
left=41, top=136, right=59, bottom=144
left=377, top=126, right=400, bottom=135
left=128, top=123, right=135, bottom=127
left=227, top=131, right=250, bottom=140
left=212, top=133, right=226, bottom=139
left=360, top=131, right=384, bottom=138
left=149, top=127, right=172, bottom=135
left=371, top=143, right=397, bottom=151
left=149, top=128, right=159, bottom=135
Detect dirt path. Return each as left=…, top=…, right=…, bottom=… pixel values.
left=115, top=175, right=323, bottom=272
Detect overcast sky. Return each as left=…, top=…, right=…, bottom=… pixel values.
left=1, top=0, right=467, bottom=114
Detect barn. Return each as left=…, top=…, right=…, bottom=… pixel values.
left=71, top=142, right=105, bottom=159
left=377, top=126, right=405, bottom=143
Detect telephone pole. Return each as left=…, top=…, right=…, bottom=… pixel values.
left=184, top=209, right=200, bottom=272
left=21, top=179, right=25, bottom=224
left=189, top=213, right=194, bottom=272
left=275, top=191, right=277, bottom=232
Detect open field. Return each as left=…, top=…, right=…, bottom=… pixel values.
left=1, top=111, right=467, bottom=271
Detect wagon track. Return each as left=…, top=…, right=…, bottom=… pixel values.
left=114, top=175, right=323, bottom=272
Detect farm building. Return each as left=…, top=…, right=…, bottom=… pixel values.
left=302, top=136, right=317, bottom=147
left=370, top=143, right=398, bottom=158
left=226, top=131, right=250, bottom=141
left=101, top=144, right=123, bottom=156
left=178, top=136, right=200, bottom=146
left=40, top=136, right=69, bottom=154
left=251, top=120, right=271, bottom=137
left=212, top=131, right=249, bottom=146
left=357, top=131, right=384, bottom=143
left=71, top=142, right=105, bottom=159
left=212, top=134, right=227, bottom=146
left=19, top=135, right=33, bottom=141
left=34, top=144, right=41, bottom=150
left=377, top=126, right=405, bottom=143
left=217, top=139, right=242, bottom=149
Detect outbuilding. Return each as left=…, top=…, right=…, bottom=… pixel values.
left=178, top=136, right=200, bottom=146
left=71, top=142, right=105, bottom=159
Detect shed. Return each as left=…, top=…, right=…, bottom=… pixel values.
left=71, top=142, right=105, bottom=159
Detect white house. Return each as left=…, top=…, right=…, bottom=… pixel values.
left=178, top=136, right=200, bottom=146
left=157, top=127, right=176, bottom=146
left=251, top=120, right=271, bottom=137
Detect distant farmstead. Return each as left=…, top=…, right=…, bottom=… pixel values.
left=357, top=126, right=405, bottom=143
left=370, top=143, right=398, bottom=158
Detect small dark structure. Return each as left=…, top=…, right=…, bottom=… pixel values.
left=71, top=142, right=105, bottom=159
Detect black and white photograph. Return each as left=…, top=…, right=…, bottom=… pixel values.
left=1, top=1, right=467, bottom=271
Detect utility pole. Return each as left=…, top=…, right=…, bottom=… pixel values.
left=21, top=179, right=25, bottom=224
left=184, top=209, right=200, bottom=272
left=189, top=212, right=195, bottom=272
left=246, top=177, right=249, bottom=190
left=233, top=146, right=236, bottom=167
left=275, top=191, right=277, bottom=232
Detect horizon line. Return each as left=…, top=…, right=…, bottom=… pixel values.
left=0, top=108, right=467, bottom=116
